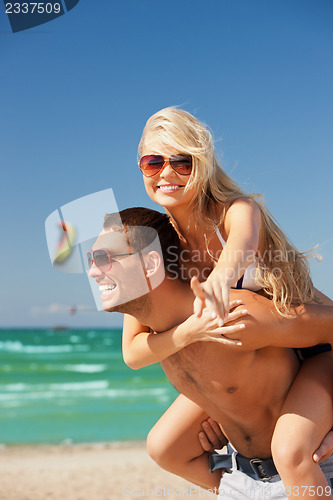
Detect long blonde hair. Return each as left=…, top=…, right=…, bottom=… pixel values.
left=138, top=106, right=318, bottom=316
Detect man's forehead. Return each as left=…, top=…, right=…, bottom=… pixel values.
left=92, top=229, right=130, bottom=253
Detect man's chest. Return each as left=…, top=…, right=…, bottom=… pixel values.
left=161, top=345, right=298, bottom=420
left=161, top=344, right=256, bottom=406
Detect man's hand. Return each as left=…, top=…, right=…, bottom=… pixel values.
left=313, top=430, right=333, bottom=463
left=199, top=422, right=333, bottom=465
left=198, top=418, right=227, bottom=452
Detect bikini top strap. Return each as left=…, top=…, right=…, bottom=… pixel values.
left=213, top=220, right=226, bottom=247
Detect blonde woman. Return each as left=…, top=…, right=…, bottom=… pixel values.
left=122, top=107, right=333, bottom=497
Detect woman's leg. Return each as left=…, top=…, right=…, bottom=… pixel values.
left=271, top=352, right=333, bottom=499
left=147, top=393, right=225, bottom=490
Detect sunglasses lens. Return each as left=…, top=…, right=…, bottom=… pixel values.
left=94, top=250, right=111, bottom=271
left=139, top=155, right=164, bottom=176
left=139, top=154, right=192, bottom=176
left=87, top=252, right=93, bottom=268
left=170, top=155, right=192, bottom=175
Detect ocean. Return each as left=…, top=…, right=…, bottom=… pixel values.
left=0, top=328, right=178, bottom=445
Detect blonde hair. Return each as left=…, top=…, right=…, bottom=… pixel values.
left=138, top=106, right=318, bottom=316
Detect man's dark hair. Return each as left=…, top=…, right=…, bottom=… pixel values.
left=103, top=207, right=181, bottom=274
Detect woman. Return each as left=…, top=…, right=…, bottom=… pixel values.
left=122, top=107, right=333, bottom=497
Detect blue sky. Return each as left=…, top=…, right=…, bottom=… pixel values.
left=1, top=0, right=332, bottom=328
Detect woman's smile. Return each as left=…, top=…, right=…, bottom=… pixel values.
left=156, top=183, right=185, bottom=193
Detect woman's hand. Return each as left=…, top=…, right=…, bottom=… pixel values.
left=191, top=283, right=280, bottom=350
left=201, top=289, right=280, bottom=350
left=182, top=298, right=247, bottom=346
left=198, top=418, right=227, bottom=452
left=191, top=274, right=231, bottom=324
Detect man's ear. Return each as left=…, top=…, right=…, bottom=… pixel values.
left=144, top=251, right=162, bottom=277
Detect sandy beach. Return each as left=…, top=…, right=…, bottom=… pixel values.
left=0, top=441, right=218, bottom=500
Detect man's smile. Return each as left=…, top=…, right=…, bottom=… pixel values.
left=98, top=280, right=117, bottom=298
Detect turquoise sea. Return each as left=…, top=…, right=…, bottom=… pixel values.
left=0, top=328, right=178, bottom=445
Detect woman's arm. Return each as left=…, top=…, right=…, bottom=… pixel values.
left=122, top=314, right=188, bottom=370
left=194, top=199, right=261, bottom=321
left=122, top=305, right=249, bottom=370
left=222, top=289, right=333, bottom=350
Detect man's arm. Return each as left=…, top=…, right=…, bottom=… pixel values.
left=199, top=417, right=333, bottom=465
left=227, top=289, right=333, bottom=351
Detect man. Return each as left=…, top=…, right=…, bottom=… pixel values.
left=88, top=207, right=333, bottom=498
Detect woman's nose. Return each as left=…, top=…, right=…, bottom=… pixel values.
left=159, top=162, right=176, bottom=177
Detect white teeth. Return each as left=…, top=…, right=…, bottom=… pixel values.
left=158, top=185, right=181, bottom=192
left=99, top=284, right=116, bottom=293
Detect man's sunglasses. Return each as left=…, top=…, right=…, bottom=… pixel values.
left=139, top=154, right=192, bottom=177
left=87, top=249, right=136, bottom=272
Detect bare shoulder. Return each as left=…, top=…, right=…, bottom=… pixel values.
left=224, top=198, right=262, bottom=237
left=226, top=198, right=261, bottom=217
left=230, top=289, right=272, bottom=307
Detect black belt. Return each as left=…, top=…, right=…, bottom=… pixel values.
left=210, top=452, right=278, bottom=481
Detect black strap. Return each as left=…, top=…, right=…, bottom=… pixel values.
left=210, top=452, right=278, bottom=481
left=295, top=343, right=332, bottom=363
left=236, top=275, right=244, bottom=289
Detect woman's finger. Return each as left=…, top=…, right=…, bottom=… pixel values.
left=224, top=308, right=248, bottom=324
left=204, top=335, right=239, bottom=346
left=193, top=296, right=205, bottom=317
left=229, top=299, right=243, bottom=311
left=190, top=276, right=205, bottom=299
left=217, top=323, right=245, bottom=336
left=205, top=324, right=246, bottom=344
left=211, top=282, right=225, bottom=320
left=204, top=292, right=218, bottom=319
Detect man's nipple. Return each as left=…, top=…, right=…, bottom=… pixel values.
left=226, top=386, right=238, bottom=394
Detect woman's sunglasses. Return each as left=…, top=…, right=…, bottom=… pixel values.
left=87, top=249, right=136, bottom=272
left=139, top=154, right=192, bottom=177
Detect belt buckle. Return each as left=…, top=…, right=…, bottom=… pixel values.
left=249, top=458, right=270, bottom=481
